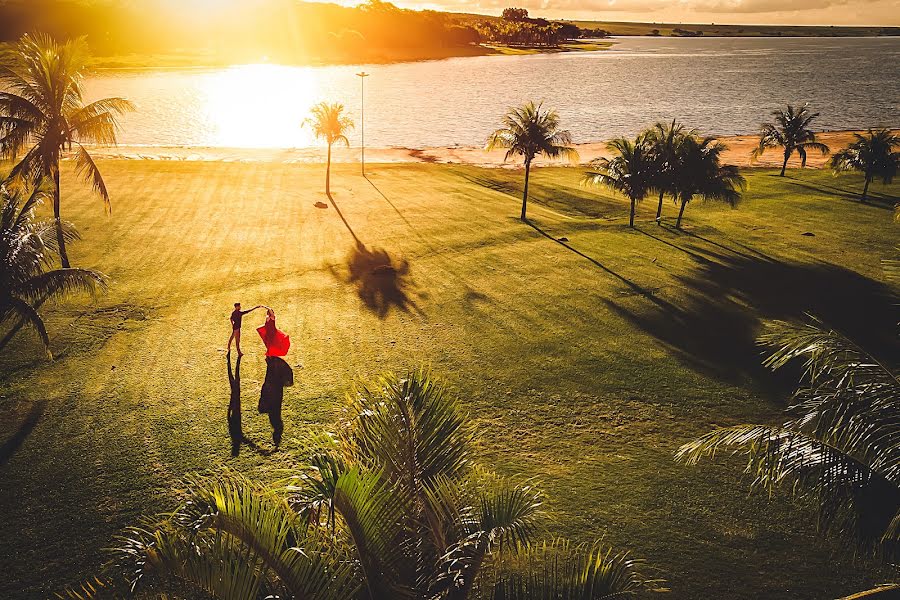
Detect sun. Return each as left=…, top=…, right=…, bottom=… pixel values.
left=202, top=64, right=324, bottom=148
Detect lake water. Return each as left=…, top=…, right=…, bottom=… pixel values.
left=84, top=37, right=900, bottom=149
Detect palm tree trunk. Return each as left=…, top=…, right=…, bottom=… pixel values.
left=676, top=200, right=687, bottom=229
left=861, top=174, right=870, bottom=203
left=53, top=167, right=71, bottom=268
left=629, top=198, right=636, bottom=228
left=521, top=159, right=531, bottom=221
left=325, top=143, right=332, bottom=196
left=780, top=150, right=790, bottom=177
left=655, top=190, right=664, bottom=224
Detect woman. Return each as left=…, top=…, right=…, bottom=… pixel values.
left=257, top=307, right=291, bottom=357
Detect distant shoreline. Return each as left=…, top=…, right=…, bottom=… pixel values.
left=87, top=40, right=614, bottom=70
left=79, top=130, right=899, bottom=169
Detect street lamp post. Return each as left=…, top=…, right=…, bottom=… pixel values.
left=356, top=71, right=369, bottom=176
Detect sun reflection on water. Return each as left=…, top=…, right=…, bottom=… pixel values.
left=202, top=64, right=324, bottom=148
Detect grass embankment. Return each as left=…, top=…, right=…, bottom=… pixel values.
left=0, top=162, right=897, bottom=599
left=483, top=40, right=614, bottom=55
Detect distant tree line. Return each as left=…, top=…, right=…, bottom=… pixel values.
left=473, top=8, right=600, bottom=47
left=0, top=1, right=606, bottom=60
left=0, top=0, right=486, bottom=62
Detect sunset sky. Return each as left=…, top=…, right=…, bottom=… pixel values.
left=396, top=0, right=900, bottom=26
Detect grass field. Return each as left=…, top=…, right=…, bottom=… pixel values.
left=0, top=160, right=898, bottom=599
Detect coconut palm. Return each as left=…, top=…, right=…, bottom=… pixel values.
left=108, top=370, right=650, bottom=599
left=671, top=135, right=745, bottom=229
left=643, top=119, right=694, bottom=225
left=307, top=101, right=353, bottom=196
left=584, top=136, right=655, bottom=228
left=487, top=101, right=578, bottom=221
left=0, top=33, right=134, bottom=268
left=830, top=128, right=900, bottom=203
left=0, top=184, right=106, bottom=357
left=677, top=318, right=900, bottom=560
left=751, top=104, right=830, bottom=176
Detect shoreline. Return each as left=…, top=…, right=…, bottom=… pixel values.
left=80, top=130, right=897, bottom=169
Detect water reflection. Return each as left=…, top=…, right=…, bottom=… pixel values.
left=84, top=37, right=900, bottom=149
left=204, top=64, right=322, bottom=147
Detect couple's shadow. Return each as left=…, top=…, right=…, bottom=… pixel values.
left=227, top=353, right=274, bottom=457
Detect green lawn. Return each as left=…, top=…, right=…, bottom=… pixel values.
left=0, top=161, right=897, bottom=599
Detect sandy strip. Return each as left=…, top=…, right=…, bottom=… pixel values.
left=80, top=130, right=896, bottom=169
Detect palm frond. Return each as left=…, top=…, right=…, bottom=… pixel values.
left=4, top=296, right=51, bottom=356
left=18, top=267, right=107, bottom=303
left=483, top=539, right=651, bottom=600
left=74, top=144, right=111, bottom=213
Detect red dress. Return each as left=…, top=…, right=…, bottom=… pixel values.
left=257, top=315, right=290, bottom=357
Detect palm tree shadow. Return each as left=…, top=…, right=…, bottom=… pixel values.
left=326, top=191, right=362, bottom=245
left=334, top=243, right=420, bottom=319
left=526, top=219, right=663, bottom=302
left=0, top=399, right=46, bottom=467
left=780, top=177, right=898, bottom=208
left=227, top=353, right=269, bottom=457
left=604, top=251, right=898, bottom=392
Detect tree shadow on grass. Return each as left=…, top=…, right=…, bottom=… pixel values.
left=456, top=170, right=614, bottom=219
left=527, top=219, right=663, bottom=302
left=327, top=191, right=362, bottom=246
left=604, top=248, right=898, bottom=391
left=779, top=176, right=898, bottom=208
left=0, top=400, right=46, bottom=468
left=335, top=243, right=420, bottom=319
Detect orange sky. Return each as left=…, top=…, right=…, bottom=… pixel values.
left=395, top=0, right=900, bottom=26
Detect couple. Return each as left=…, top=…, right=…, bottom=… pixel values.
left=227, top=303, right=294, bottom=447
left=228, top=303, right=289, bottom=357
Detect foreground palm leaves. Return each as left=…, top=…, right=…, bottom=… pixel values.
left=677, top=318, right=900, bottom=560
left=0, top=185, right=106, bottom=356
left=107, top=370, right=649, bottom=599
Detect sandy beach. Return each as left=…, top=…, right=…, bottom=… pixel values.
left=80, top=130, right=893, bottom=169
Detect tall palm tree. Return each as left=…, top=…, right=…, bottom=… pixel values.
left=671, top=135, right=745, bottom=229
left=106, top=370, right=649, bottom=599
left=0, top=184, right=106, bottom=358
left=677, top=318, right=900, bottom=561
left=751, top=104, right=830, bottom=176
left=830, top=128, right=900, bottom=203
left=0, top=33, right=134, bottom=268
left=584, top=136, right=655, bottom=228
left=487, top=101, right=578, bottom=221
left=307, top=101, right=353, bottom=196
left=643, top=119, right=694, bottom=225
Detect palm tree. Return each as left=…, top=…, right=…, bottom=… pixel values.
left=677, top=318, right=900, bottom=561
left=584, top=136, right=655, bottom=228
left=0, top=33, right=134, bottom=268
left=0, top=184, right=106, bottom=358
left=307, top=102, right=353, bottom=196
left=643, top=119, right=694, bottom=225
left=107, top=370, right=650, bottom=599
left=751, top=104, right=830, bottom=176
left=487, top=101, right=578, bottom=221
left=830, top=128, right=900, bottom=203
left=671, top=135, right=745, bottom=229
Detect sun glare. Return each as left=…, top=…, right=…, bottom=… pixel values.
left=202, top=64, right=324, bottom=148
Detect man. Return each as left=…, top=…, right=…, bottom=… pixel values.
left=227, top=302, right=263, bottom=356
left=258, top=356, right=294, bottom=447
